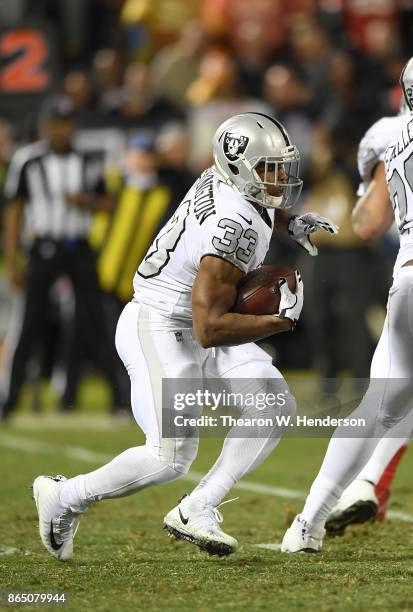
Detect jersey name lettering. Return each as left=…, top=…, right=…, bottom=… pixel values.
left=193, top=169, right=216, bottom=225
left=385, top=119, right=413, bottom=170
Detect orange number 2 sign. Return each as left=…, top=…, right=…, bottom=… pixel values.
left=0, top=30, right=50, bottom=93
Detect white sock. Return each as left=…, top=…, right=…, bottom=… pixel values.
left=300, top=431, right=386, bottom=525
left=297, top=370, right=410, bottom=526
left=356, top=436, right=410, bottom=484
left=190, top=433, right=281, bottom=508
left=60, top=445, right=181, bottom=512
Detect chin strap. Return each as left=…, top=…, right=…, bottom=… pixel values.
left=214, top=157, right=238, bottom=189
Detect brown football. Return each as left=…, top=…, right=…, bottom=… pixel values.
left=232, top=265, right=297, bottom=315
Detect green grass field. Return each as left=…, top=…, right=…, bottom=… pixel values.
left=1, top=382, right=413, bottom=612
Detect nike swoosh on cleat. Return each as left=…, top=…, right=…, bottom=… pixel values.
left=49, top=521, right=63, bottom=551
left=179, top=508, right=189, bottom=525
left=237, top=213, right=252, bottom=225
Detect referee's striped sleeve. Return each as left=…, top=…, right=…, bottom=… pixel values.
left=4, top=149, right=29, bottom=201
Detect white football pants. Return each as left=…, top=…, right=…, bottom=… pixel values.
left=60, top=301, right=295, bottom=512
left=301, top=266, right=413, bottom=525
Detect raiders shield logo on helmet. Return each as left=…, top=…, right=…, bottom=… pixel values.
left=223, top=132, right=249, bottom=162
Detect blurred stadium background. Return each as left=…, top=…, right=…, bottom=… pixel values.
left=1, top=0, right=412, bottom=415
left=1, top=2, right=413, bottom=610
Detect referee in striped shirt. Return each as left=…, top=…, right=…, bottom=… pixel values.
left=1, top=96, right=123, bottom=419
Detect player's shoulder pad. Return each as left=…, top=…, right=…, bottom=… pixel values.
left=357, top=116, right=407, bottom=183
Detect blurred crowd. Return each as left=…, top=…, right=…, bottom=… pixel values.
left=0, top=0, right=410, bottom=416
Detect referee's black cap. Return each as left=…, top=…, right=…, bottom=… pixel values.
left=39, top=95, right=75, bottom=122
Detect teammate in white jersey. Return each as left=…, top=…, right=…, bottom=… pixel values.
left=325, top=108, right=413, bottom=535
left=31, top=112, right=337, bottom=560
left=282, top=59, right=413, bottom=553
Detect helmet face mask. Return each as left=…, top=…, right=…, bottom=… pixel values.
left=400, top=57, right=413, bottom=112
left=213, top=112, right=303, bottom=209
left=249, top=151, right=302, bottom=208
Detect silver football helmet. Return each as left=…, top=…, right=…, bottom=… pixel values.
left=400, top=57, right=413, bottom=112
left=213, top=112, right=303, bottom=209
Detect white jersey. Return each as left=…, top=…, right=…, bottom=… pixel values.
left=357, top=115, right=410, bottom=196
left=384, top=116, right=413, bottom=273
left=133, top=167, right=274, bottom=323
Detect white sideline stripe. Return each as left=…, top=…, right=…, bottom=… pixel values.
left=1, top=433, right=413, bottom=523
left=0, top=433, right=304, bottom=500
left=0, top=545, right=19, bottom=555
left=255, top=543, right=282, bottom=551
left=0, top=433, right=110, bottom=463
left=11, top=414, right=130, bottom=431
left=186, top=470, right=304, bottom=500
left=386, top=510, right=413, bottom=522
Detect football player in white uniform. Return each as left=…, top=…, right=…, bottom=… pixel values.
left=324, top=105, right=413, bottom=535
left=282, top=60, right=413, bottom=553
left=31, top=112, right=337, bottom=560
